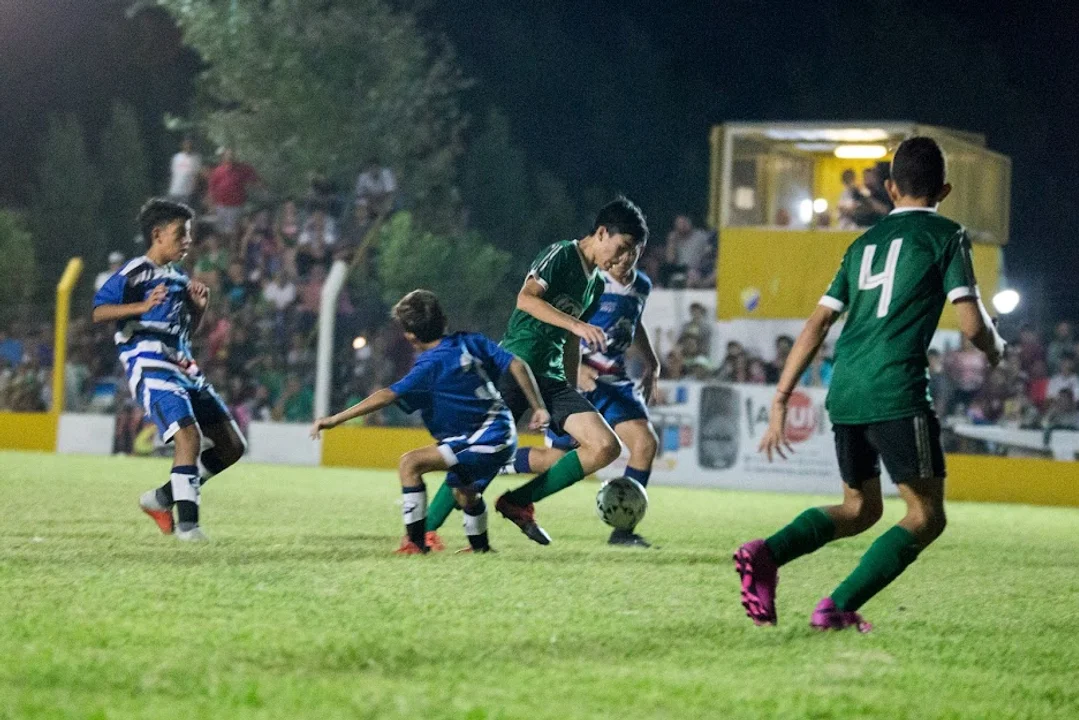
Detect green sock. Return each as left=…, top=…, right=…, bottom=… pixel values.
left=830, top=526, right=921, bottom=612
left=424, top=482, right=456, bottom=533
left=506, top=450, right=584, bottom=505
left=764, top=507, right=836, bottom=566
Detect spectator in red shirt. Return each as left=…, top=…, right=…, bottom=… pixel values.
left=1026, top=359, right=1050, bottom=410
left=208, top=149, right=260, bottom=239
left=1016, top=324, right=1045, bottom=374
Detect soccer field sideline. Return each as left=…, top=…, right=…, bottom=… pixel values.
left=2, top=450, right=1078, bottom=720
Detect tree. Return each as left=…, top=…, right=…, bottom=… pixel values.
left=29, top=115, right=104, bottom=297
left=154, top=0, right=468, bottom=229
left=460, top=108, right=582, bottom=276
left=376, top=212, right=513, bottom=336
left=0, top=211, right=37, bottom=325
left=99, top=100, right=152, bottom=252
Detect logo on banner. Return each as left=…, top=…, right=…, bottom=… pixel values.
left=747, top=389, right=822, bottom=444
left=784, top=391, right=817, bottom=443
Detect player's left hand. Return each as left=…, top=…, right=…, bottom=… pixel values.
left=758, top=397, right=794, bottom=462
left=188, top=280, right=210, bottom=309
left=640, top=369, right=659, bottom=405
left=528, top=408, right=551, bottom=432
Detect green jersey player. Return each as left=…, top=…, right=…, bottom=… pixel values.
left=423, top=197, right=649, bottom=546
left=734, top=137, right=1005, bottom=631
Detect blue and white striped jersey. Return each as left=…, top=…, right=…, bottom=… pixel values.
left=93, top=256, right=203, bottom=404
left=581, top=270, right=652, bottom=383
left=390, top=332, right=516, bottom=449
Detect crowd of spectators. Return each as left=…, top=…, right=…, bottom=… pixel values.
left=0, top=142, right=417, bottom=438
left=3, top=140, right=1078, bottom=458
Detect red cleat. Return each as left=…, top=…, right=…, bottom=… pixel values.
left=394, top=537, right=429, bottom=555
left=139, top=490, right=174, bottom=535
left=495, top=494, right=551, bottom=545
left=425, top=531, right=446, bottom=552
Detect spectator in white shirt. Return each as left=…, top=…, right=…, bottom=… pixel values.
left=262, top=269, right=297, bottom=312
left=1047, top=354, right=1079, bottom=400
left=354, top=158, right=397, bottom=220
left=94, top=251, right=125, bottom=292
left=167, top=137, right=202, bottom=205
left=664, top=215, right=709, bottom=288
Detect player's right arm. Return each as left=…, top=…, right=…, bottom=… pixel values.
left=953, top=299, right=1005, bottom=367
left=516, top=277, right=607, bottom=351
left=91, top=283, right=167, bottom=323
left=310, top=388, right=398, bottom=438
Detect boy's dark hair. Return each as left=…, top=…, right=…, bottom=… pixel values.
left=592, top=195, right=649, bottom=245
left=392, top=289, right=448, bottom=343
left=891, top=137, right=946, bottom=199
left=138, top=198, right=194, bottom=245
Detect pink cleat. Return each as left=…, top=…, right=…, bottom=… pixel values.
left=810, top=598, right=872, bottom=633
left=733, top=539, right=778, bottom=625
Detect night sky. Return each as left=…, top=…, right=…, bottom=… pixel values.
left=1, top=0, right=1076, bottom=320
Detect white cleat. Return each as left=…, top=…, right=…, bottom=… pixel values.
left=175, top=526, right=210, bottom=542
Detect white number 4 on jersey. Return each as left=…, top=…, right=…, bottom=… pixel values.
left=858, top=239, right=903, bottom=317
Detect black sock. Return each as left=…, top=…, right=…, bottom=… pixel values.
left=157, top=481, right=174, bottom=506
left=176, top=500, right=198, bottom=526
left=170, top=465, right=199, bottom=526
left=402, top=485, right=427, bottom=549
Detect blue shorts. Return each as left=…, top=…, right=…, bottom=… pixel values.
left=437, top=435, right=516, bottom=491
left=547, top=380, right=648, bottom=451
left=143, top=379, right=233, bottom=444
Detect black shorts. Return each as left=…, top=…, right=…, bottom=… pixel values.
left=834, top=412, right=946, bottom=488
left=497, top=373, right=596, bottom=435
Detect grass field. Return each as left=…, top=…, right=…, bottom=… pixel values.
left=2, top=451, right=1078, bottom=720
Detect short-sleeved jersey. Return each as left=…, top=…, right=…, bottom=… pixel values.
left=822, top=207, right=978, bottom=424
left=389, top=332, right=516, bottom=445
left=580, top=269, right=652, bottom=384
left=500, top=240, right=603, bottom=382
left=93, top=256, right=203, bottom=401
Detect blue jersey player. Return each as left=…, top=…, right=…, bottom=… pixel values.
left=311, top=290, right=549, bottom=554
left=505, top=252, right=660, bottom=547
left=92, top=199, right=247, bottom=542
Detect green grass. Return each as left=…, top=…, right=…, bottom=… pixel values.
left=1, top=451, right=1077, bottom=720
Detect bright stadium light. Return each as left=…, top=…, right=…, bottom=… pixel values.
left=834, top=144, right=888, bottom=159
left=798, top=199, right=814, bottom=224
left=992, top=289, right=1020, bottom=315
left=352, top=336, right=368, bottom=350
left=813, top=198, right=828, bottom=214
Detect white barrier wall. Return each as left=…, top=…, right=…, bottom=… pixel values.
left=57, top=415, right=319, bottom=466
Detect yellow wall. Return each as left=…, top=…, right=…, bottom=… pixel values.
left=716, top=228, right=1000, bottom=329
left=946, top=454, right=1079, bottom=507
left=321, top=426, right=546, bottom=469
left=0, top=412, right=57, bottom=452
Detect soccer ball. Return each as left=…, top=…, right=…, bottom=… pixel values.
left=595, top=476, right=648, bottom=530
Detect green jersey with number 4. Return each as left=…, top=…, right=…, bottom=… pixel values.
left=501, top=240, right=603, bottom=382
left=822, top=208, right=978, bottom=425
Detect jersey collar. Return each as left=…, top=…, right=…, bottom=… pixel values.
left=889, top=206, right=938, bottom=215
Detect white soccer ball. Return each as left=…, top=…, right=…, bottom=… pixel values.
left=595, top=476, right=648, bottom=530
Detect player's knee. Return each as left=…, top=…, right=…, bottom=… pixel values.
left=905, top=503, right=946, bottom=545
left=857, top=496, right=884, bottom=531
left=453, top=488, right=479, bottom=511
left=594, top=433, right=621, bottom=466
